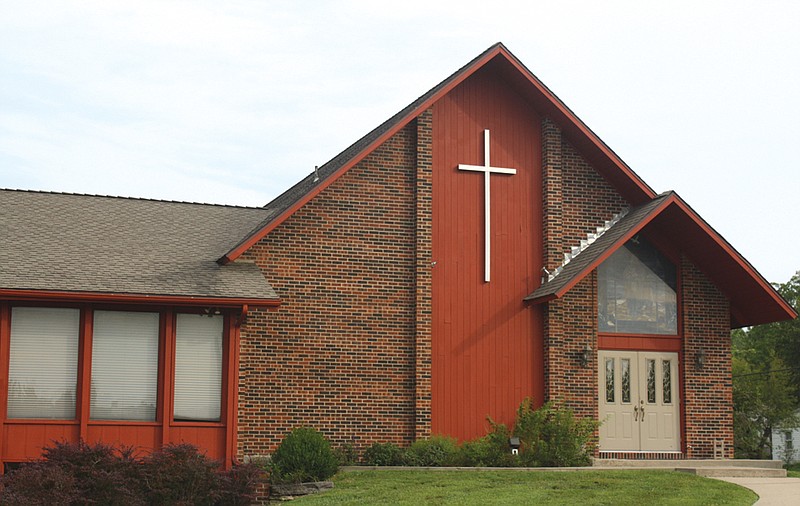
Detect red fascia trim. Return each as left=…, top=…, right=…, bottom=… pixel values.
left=220, top=46, right=506, bottom=265
left=669, top=197, right=797, bottom=320
left=0, top=289, right=281, bottom=309
left=496, top=47, right=656, bottom=202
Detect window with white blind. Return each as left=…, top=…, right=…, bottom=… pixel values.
left=8, top=307, right=80, bottom=419
left=90, top=311, right=159, bottom=421
left=174, top=314, right=223, bottom=422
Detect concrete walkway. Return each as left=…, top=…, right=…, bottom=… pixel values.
left=714, top=476, right=800, bottom=505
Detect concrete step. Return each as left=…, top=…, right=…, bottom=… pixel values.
left=677, top=467, right=788, bottom=478
left=594, top=459, right=784, bottom=470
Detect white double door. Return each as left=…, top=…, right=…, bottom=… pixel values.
left=598, top=350, right=680, bottom=452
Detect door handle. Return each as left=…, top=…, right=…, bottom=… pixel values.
left=639, top=400, right=645, bottom=423
left=633, top=405, right=639, bottom=421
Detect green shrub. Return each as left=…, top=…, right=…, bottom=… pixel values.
left=513, top=398, right=598, bottom=467
left=362, top=442, right=405, bottom=466
left=270, top=427, right=338, bottom=483
left=333, top=443, right=358, bottom=466
left=403, top=435, right=459, bottom=467
left=457, top=422, right=519, bottom=467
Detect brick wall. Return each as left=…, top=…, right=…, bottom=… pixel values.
left=682, top=257, right=733, bottom=458
left=237, top=121, right=421, bottom=456
left=561, top=139, right=629, bottom=255
left=543, top=274, right=598, bottom=419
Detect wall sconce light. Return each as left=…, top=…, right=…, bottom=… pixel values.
left=695, top=348, right=706, bottom=370
left=509, top=437, right=520, bottom=455
left=580, top=344, right=593, bottom=368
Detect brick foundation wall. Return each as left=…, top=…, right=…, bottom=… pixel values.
left=237, top=121, right=421, bottom=456
left=682, top=257, right=733, bottom=458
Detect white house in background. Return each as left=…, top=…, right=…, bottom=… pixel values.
left=773, top=422, right=800, bottom=463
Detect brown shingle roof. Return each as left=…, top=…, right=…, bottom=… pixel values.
left=0, top=189, right=278, bottom=302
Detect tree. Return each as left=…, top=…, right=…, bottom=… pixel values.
left=732, top=271, right=800, bottom=459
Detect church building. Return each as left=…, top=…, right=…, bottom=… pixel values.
left=0, top=43, right=795, bottom=468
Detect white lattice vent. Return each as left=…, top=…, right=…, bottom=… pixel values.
left=547, top=208, right=629, bottom=282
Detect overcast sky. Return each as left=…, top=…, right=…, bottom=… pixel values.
left=1, top=1, right=798, bottom=284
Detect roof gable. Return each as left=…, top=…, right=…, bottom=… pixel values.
left=220, top=42, right=657, bottom=264
left=526, top=192, right=797, bottom=327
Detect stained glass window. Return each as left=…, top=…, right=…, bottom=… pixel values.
left=605, top=358, right=615, bottom=403
left=646, top=359, right=656, bottom=403
left=662, top=360, right=672, bottom=404
left=598, top=237, right=677, bottom=334
left=621, top=359, right=631, bottom=403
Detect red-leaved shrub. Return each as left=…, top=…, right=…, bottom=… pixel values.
left=0, top=441, right=264, bottom=506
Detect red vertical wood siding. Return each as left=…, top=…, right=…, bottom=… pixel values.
left=431, top=68, right=544, bottom=440
left=3, top=423, right=80, bottom=461
left=86, top=425, right=161, bottom=452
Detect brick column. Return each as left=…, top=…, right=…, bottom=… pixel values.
left=414, top=109, right=433, bottom=440
left=542, top=117, right=563, bottom=272
left=682, top=257, right=733, bottom=458
left=541, top=117, right=563, bottom=402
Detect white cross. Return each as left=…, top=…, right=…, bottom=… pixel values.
left=458, top=129, right=516, bottom=283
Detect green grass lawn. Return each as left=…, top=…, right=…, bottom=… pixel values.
left=787, top=463, right=800, bottom=478
left=290, top=469, right=756, bottom=505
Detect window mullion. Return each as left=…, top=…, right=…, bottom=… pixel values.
left=78, top=308, right=93, bottom=437
left=161, top=310, right=175, bottom=447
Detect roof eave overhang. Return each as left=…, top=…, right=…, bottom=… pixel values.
left=666, top=196, right=796, bottom=327
left=220, top=43, right=657, bottom=264
left=0, top=289, right=281, bottom=309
